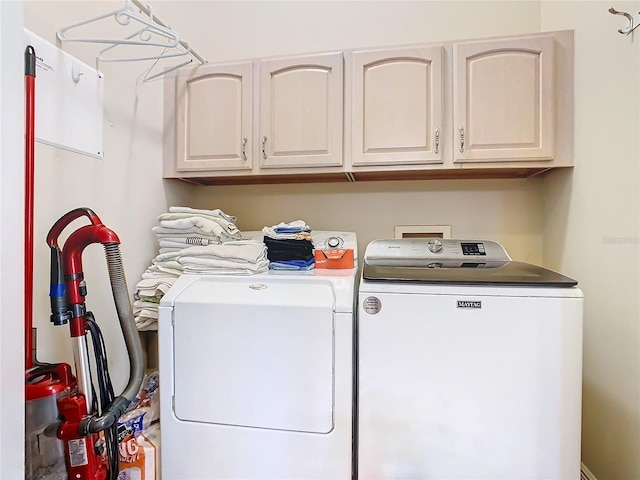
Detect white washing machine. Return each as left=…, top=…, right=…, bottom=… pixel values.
left=158, top=232, right=358, bottom=479
left=357, top=238, right=583, bottom=480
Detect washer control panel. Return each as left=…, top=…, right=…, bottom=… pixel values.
left=364, top=238, right=511, bottom=263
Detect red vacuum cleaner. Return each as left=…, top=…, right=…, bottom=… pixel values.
left=23, top=47, right=143, bottom=480
left=44, top=207, right=144, bottom=480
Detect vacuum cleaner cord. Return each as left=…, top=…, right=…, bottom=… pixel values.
left=85, top=311, right=120, bottom=480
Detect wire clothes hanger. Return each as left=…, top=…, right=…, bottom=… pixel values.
left=56, top=0, right=205, bottom=82
left=134, top=44, right=195, bottom=84
left=57, top=0, right=180, bottom=49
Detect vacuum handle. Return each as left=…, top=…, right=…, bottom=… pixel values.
left=46, top=207, right=102, bottom=247
left=49, top=246, right=71, bottom=326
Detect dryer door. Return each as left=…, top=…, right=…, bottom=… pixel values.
left=172, top=277, right=336, bottom=433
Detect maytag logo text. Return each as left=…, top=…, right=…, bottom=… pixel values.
left=457, top=300, right=481, bottom=309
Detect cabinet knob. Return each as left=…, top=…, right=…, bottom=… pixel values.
left=434, top=127, right=440, bottom=154
left=459, top=126, right=465, bottom=153
left=261, top=136, right=268, bottom=160
left=242, top=137, right=248, bottom=162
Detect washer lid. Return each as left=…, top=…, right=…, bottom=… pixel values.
left=362, top=238, right=577, bottom=287
left=363, top=260, right=577, bottom=287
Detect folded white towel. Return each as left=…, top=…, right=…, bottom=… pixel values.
left=169, top=206, right=236, bottom=223
left=159, top=212, right=236, bottom=229
left=136, top=277, right=177, bottom=290
left=134, top=307, right=159, bottom=319
left=154, top=230, right=222, bottom=239
left=158, top=239, right=220, bottom=250
left=157, top=237, right=221, bottom=247
left=269, top=220, right=309, bottom=230
left=178, top=256, right=269, bottom=272
left=133, top=300, right=160, bottom=312
left=141, top=270, right=181, bottom=280
left=153, top=226, right=214, bottom=235
left=146, top=264, right=183, bottom=277
left=262, top=220, right=312, bottom=240
left=153, top=260, right=182, bottom=270
left=158, top=248, right=182, bottom=254
left=181, top=266, right=267, bottom=275
left=177, top=241, right=267, bottom=263
left=154, top=251, right=182, bottom=263
left=160, top=217, right=241, bottom=241
left=135, top=315, right=157, bottom=331
left=135, top=278, right=174, bottom=300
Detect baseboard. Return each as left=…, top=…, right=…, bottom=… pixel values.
left=581, top=463, right=598, bottom=480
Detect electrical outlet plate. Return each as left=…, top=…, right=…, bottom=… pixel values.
left=394, top=225, right=451, bottom=239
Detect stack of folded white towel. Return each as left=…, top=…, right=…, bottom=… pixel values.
left=133, top=206, right=269, bottom=331
left=177, top=240, right=268, bottom=275
left=133, top=276, right=176, bottom=331
left=154, top=206, right=241, bottom=254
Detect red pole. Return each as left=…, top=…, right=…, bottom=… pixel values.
left=25, top=46, right=36, bottom=370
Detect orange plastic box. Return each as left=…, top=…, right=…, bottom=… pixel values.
left=314, top=248, right=355, bottom=269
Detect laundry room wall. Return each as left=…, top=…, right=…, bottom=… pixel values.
left=1, top=1, right=26, bottom=477
left=192, top=180, right=545, bottom=264
left=9, top=2, right=639, bottom=480
left=22, top=1, right=194, bottom=395
left=540, top=2, right=640, bottom=479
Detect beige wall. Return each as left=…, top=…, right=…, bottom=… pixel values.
left=1, top=1, right=26, bottom=477
left=192, top=179, right=545, bottom=265
left=541, top=2, right=640, bottom=479
left=6, top=1, right=638, bottom=479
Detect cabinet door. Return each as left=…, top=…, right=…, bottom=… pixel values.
left=351, top=46, right=443, bottom=166
left=175, top=62, right=253, bottom=172
left=259, top=53, right=343, bottom=169
left=453, top=34, right=554, bottom=163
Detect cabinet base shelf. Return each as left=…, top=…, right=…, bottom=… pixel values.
left=171, top=172, right=352, bottom=186
left=168, top=166, right=565, bottom=186
left=351, top=167, right=554, bottom=182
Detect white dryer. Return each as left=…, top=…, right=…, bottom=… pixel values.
left=158, top=232, right=358, bottom=479
left=357, top=238, right=583, bottom=479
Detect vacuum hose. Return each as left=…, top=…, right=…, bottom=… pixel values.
left=79, top=243, right=144, bottom=435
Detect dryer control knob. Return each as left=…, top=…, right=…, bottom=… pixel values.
left=427, top=238, right=443, bottom=254
left=327, top=236, right=342, bottom=248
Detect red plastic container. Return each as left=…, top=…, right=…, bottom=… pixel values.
left=25, top=364, right=75, bottom=480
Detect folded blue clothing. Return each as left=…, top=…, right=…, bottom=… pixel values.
left=269, top=258, right=315, bottom=270
left=269, top=263, right=315, bottom=271
left=280, top=258, right=315, bottom=267
left=273, top=226, right=312, bottom=234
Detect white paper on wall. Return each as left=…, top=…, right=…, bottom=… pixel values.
left=24, top=29, right=104, bottom=159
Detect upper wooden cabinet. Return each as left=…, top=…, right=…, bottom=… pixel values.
left=164, top=30, right=573, bottom=185
left=259, top=52, right=343, bottom=169
left=453, top=34, right=555, bottom=164
left=350, top=46, right=443, bottom=167
left=175, top=62, right=253, bottom=172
